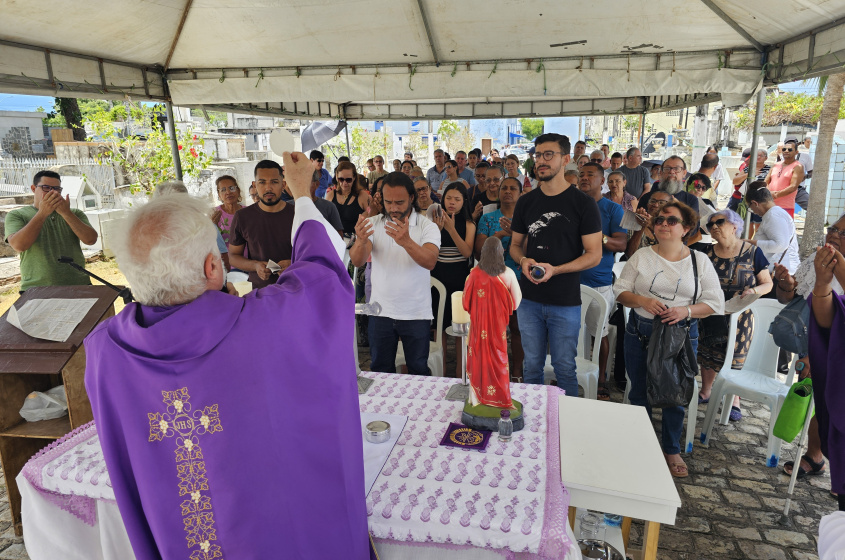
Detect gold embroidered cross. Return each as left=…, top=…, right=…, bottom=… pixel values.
left=148, top=388, right=224, bottom=560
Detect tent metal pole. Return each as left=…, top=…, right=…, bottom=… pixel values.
left=344, top=123, right=352, bottom=158
left=743, top=86, right=766, bottom=239
left=639, top=114, right=646, bottom=149
left=165, top=101, right=183, bottom=181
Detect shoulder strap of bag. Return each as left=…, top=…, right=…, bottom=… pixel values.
left=778, top=233, right=795, bottom=264
left=691, top=250, right=699, bottom=305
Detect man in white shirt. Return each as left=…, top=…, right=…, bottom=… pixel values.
left=427, top=149, right=448, bottom=193
left=745, top=184, right=799, bottom=273
left=350, top=172, right=441, bottom=375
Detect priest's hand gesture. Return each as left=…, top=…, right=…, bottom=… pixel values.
left=282, top=151, right=314, bottom=200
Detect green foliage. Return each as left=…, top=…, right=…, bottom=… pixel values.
left=205, top=111, right=229, bottom=127
left=620, top=115, right=641, bottom=130
left=85, top=100, right=212, bottom=194
left=346, top=125, right=393, bottom=170
left=518, top=118, right=544, bottom=140
left=437, top=120, right=476, bottom=156
left=735, top=91, right=845, bottom=130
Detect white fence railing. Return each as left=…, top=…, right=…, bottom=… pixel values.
left=0, top=158, right=117, bottom=206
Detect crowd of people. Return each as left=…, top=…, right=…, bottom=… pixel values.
left=5, top=130, right=841, bottom=516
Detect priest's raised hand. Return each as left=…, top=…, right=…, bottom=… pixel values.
left=83, top=160, right=369, bottom=560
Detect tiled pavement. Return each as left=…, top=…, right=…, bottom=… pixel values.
left=0, top=340, right=832, bottom=560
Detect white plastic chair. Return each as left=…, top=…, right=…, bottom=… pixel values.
left=699, top=299, right=796, bottom=467
left=542, top=285, right=608, bottom=399
left=395, top=277, right=446, bottom=377
left=620, top=307, right=699, bottom=453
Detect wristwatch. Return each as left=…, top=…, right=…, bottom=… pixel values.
left=602, top=235, right=608, bottom=245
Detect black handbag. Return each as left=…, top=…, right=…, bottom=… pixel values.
left=646, top=252, right=699, bottom=408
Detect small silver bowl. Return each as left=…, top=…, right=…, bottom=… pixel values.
left=364, top=421, right=391, bottom=444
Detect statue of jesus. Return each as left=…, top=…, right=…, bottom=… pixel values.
left=463, top=237, right=522, bottom=409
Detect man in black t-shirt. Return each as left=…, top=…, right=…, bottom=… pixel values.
left=510, top=133, right=603, bottom=396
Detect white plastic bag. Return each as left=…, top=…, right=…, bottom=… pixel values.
left=19, top=385, right=68, bottom=422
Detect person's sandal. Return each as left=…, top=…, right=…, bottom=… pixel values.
left=597, top=383, right=611, bottom=401
left=729, top=406, right=742, bottom=422
left=664, top=455, right=689, bottom=478
left=783, top=454, right=826, bottom=479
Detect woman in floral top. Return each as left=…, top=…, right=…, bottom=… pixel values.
left=211, top=175, right=244, bottom=245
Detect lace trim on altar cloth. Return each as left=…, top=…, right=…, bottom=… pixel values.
left=21, top=421, right=100, bottom=526
left=538, top=385, right=571, bottom=558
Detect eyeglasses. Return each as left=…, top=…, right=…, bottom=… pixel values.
left=590, top=158, right=603, bottom=162
left=38, top=185, right=63, bottom=193
left=663, top=165, right=684, bottom=173
left=783, top=148, right=795, bottom=153
left=217, top=185, right=238, bottom=193
left=707, top=218, right=727, bottom=229
left=649, top=271, right=682, bottom=301
left=693, top=183, right=707, bottom=191
left=648, top=198, right=669, bottom=207
left=532, top=151, right=564, bottom=161
left=653, top=215, right=682, bottom=226
left=827, top=226, right=845, bottom=238
left=337, top=177, right=354, bottom=183
left=486, top=177, right=502, bottom=183
left=374, top=160, right=383, bottom=164
left=312, top=159, right=324, bottom=163
left=416, top=186, right=429, bottom=193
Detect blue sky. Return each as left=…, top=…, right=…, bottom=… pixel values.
left=0, top=81, right=822, bottom=113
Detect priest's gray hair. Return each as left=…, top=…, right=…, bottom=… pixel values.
left=479, top=237, right=506, bottom=276
left=113, top=194, right=219, bottom=307
left=154, top=180, right=189, bottom=197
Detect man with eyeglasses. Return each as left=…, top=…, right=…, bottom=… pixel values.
left=229, top=160, right=296, bottom=289
left=765, top=139, right=804, bottom=218
left=5, top=170, right=98, bottom=291
left=310, top=150, right=332, bottom=199
left=589, top=150, right=609, bottom=193
left=510, top=133, right=602, bottom=396
left=744, top=182, right=799, bottom=274
left=367, top=155, right=388, bottom=186
left=617, top=147, right=651, bottom=198
left=638, top=156, right=700, bottom=237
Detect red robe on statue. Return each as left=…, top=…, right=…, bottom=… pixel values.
left=463, top=267, right=516, bottom=409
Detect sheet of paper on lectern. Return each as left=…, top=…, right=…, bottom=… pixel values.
left=6, top=298, right=98, bottom=342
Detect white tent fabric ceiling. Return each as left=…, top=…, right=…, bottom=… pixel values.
left=1, top=0, right=844, bottom=119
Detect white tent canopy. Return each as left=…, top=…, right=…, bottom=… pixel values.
left=1, top=0, right=844, bottom=119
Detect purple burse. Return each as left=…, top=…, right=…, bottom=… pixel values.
left=439, top=422, right=492, bottom=451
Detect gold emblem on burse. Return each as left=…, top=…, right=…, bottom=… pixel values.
left=449, top=427, right=484, bottom=446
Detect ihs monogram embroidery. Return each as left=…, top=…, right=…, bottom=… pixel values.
left=148, top=388, right=224, bottom=559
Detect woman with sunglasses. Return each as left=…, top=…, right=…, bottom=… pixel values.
left=615, top=201, right=724, bottom=478
left=431, top=182, right=476, bottom=377
left=697, top=209, right=773, bottom=421
left=685, top=173, right=716, bottom=228
left=330, top=161, right=371, bottom=239
left=211, top=175, right=244, bottom=246
left=764, top=139, right=805, bottom=218
left=624, top=191, right=673, bottom=258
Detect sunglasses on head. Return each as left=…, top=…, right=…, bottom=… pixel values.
left=654, top=215, right=682, bottom=226
left=707, top=218, right=727, bottom=229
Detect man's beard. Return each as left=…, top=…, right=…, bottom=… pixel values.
left=260, top=192, right=283, bottom=206
left=661, top=179, right=684, bottom=195
left=383, top=205, right=413, bottom=222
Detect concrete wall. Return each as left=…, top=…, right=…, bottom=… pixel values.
left=0, top=111, right=46, bottom=158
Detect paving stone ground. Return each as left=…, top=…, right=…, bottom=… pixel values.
left=0, top=292, right=832, bottom=560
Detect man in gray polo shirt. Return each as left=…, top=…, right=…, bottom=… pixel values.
left=617, top=147, right=651, bottom=198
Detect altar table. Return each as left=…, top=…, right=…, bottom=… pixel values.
left=18, top=372, right=582, bottom=560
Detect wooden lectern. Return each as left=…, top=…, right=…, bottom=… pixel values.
left=0, top=285, right=119, bottom=536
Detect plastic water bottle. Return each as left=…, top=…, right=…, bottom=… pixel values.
left=355, top=302, right=382, bottom=316
left=498, top=409, right=513, bottom=442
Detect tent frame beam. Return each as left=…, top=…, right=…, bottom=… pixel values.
left=414, top=0, right=439, bottom=65
left=164, top=0, right=194, bottom=70
left=698, top=0, right=764, bottom=52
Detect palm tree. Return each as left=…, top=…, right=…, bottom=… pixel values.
left=801, top=72, right=845, bottom=258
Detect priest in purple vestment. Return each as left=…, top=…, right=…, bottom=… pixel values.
left=84, top=152, right=370, bottom=559
left=808, top=243, right=845, bottom=512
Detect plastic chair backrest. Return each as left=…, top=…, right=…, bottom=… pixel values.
left=431, top=277, right=447, bottom=347
left=733, top=299, right=785, bottom=377
left=579, top=285, right=608, bottom=365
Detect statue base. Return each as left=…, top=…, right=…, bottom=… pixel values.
left=461, top=399, right=524, bottom=432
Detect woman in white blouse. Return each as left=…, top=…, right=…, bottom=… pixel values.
left=614, top=201, right=725, bottom=479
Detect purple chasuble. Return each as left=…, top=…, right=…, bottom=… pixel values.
left=85, top=218, right=368, bottom=560
left=808, top=292, right=845, bottom=496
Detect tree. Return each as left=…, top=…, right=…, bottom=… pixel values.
left=86, top=100, right=212, bottom=194
left=345, top=125, right=393, bottom=170
left=801, top=72, right=845, bottom=258
left=519, top=118, right=544, bottom=141
left=57, top=98, right=86, bottom=141
left=437, top=120, right=476, bottom=155
left=735, top=91, right=845, bottom=130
